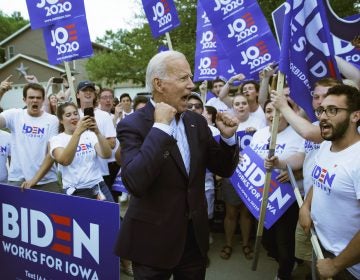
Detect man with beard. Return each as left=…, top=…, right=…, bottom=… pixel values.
left=0, top=83, right=60, bottom=192
left=299, top=84, right=360, bottom=279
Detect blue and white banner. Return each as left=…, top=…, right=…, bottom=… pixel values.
left=273, top=2, right=360, bottom=68
left=26, top=0, right=86, bottom=29
left=194, top=1, right=237, bottom=82
left=43, top=15, right=93, bottom=65
left=142, top=0, right=180, bottom=38
left=236, top=130, right=255, bottom=151
left=0, top=183, right=120, bottom=279
left=199, top=0, right=280, bottom=80
left=279, top=0, right=341, bottom=121
left=230, top=146, right=296, bottom=229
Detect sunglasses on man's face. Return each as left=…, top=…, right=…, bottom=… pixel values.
left=187, top=103, right=202, bottom=110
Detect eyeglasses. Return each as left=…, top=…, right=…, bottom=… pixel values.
left=187, top=103, right=202, bottom=110
left=314, top=106, right=349, bottom=117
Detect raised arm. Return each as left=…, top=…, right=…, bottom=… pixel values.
left=0, top=75, right=13, bottom=128
left=92, top=119, right=112, bottom=159
left=53, top=117, right=90, bottom=165
left=270, top=90, right=323, bottom=143
left=218, top=73, right=245, bottom=108
left=258, top=63, right=278, bottom=108
left=335, top=56, right=360, bottom=89
left=0, top=75, right=13, bottom=101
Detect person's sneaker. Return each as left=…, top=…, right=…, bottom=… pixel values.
left=119, top=192, right=129, bottom=203
left=209, top=233, right=214, bottom=245
left=292, top=261, right=298, bottom=273
left=120, top=259, right=134, bottom=277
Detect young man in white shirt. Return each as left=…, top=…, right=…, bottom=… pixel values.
left=0, top=82, right=60, bottom=192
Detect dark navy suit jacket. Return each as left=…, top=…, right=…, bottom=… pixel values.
left=114, top=102, right=239, bottom=269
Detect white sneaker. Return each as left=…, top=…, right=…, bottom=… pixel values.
left=119, top=193, right=128, bottom=203
left=209, top=233, right=214, bottom=245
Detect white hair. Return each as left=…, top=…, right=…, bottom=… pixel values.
left=145, top=50, right=186, bottom=93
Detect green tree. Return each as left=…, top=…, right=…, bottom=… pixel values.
left=86, top=0, right=197, bottom=86
left=0, top=11, right=28, bottom=41
left=0, top=11, right=28, bottom=62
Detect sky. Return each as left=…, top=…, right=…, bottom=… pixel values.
left=0, top=1, right=142, bottom=41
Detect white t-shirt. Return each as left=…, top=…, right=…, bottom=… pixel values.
left=0, top=130, right=11, bottom=182
left=237, top=115, right=265, bottom=132
left=249, top=105, right=267, bottom=128
left=79, top=108, right=116, bottom=176
left=250, top=125, right=304, bottom=188
left=311, top=140, right=360, bottom=279
left=250, top=125, right=304, bottom=160
left=1, top=109, right=59, bottom=183
left=205, top=97, right=230, bottom=112
left=297, top=121, right=321, bottom=195
left=49, top=131, right=103, bottom=189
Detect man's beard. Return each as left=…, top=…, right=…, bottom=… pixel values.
left=321, top=115, right=350, bottom=141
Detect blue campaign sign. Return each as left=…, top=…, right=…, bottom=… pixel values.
left=200, top=0, right=280, bottom=80
left=271, top=2, right=289, bottom=45
left=0, top=183, right=120, bottom=280
left=273, top=2, right=359, bottom=69
left=230, top=146, right=296, bottom=229
left=142, top=0, right=180, bottom=38
left=194, top=1, right=238, bottom=82
left=279, top=0, right=340, bottom=121
left=236, top=130, right=255, bottom=151
left=43, top=15, right=93, bottom=65
left=26, top=0, right=86, bottom=29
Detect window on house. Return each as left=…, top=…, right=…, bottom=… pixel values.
left=8, top=46, right=15, bottom=59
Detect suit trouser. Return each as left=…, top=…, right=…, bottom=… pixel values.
left=133, top=221, right=207, bottom=280
left=262, top=202, right=299, bottom=280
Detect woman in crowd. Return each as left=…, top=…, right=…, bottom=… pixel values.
left=250, top=100, right=303, bottom=280
left=220, top=95, right=264, bottom=261
left=50, top=102, right=113, bottom=200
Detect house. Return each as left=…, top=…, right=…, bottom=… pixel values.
left=0, top=24, right=145, bottom=109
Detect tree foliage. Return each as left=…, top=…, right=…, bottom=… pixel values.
left=0, top=11, right=28, bottom=41
left=87, top=0, right=197, bottom=86
left=0, top=11, right=28, bottom=62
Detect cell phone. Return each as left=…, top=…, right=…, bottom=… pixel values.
left=53, top=77, right=64, bottom=83
left=84, top=107, right=94, bottom=117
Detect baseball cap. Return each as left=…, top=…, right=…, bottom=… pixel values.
left=77, top=80, right=95, bottom=92
left=188, top=92, right=203, bottom=106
